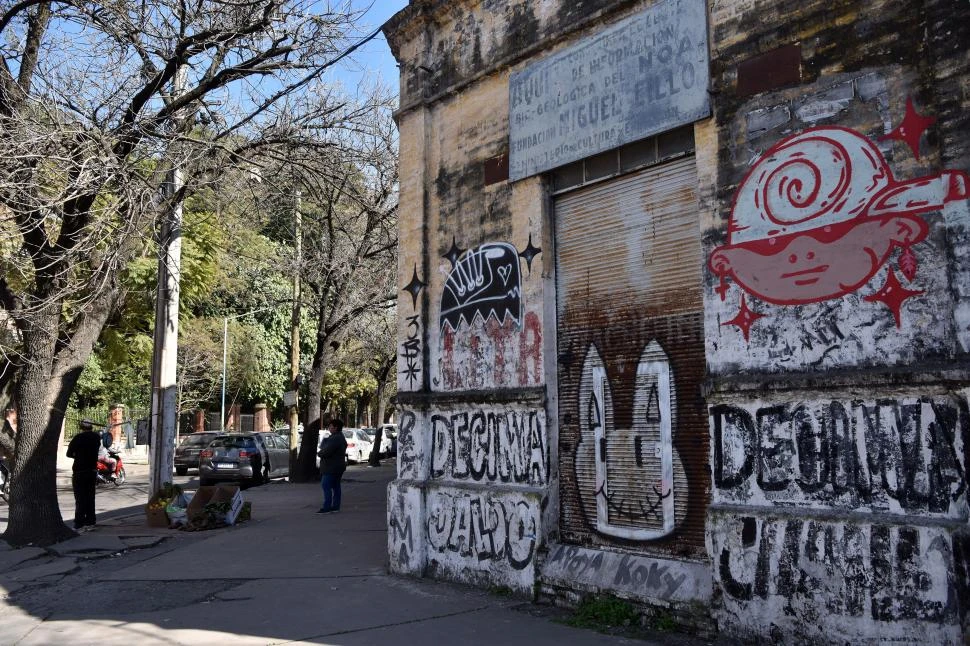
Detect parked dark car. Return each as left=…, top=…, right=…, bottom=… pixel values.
left=174, top=431, right=221, bottom=476
left=198, top=432, right=290, bottom=487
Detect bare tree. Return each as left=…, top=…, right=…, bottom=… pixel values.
left=273, top=113, right=398, bottom=481
left=176, top=319, right=222, bottom=420
left=354, top=309, right=396, bottom=466
left=0, top=0, right=379, bottom=546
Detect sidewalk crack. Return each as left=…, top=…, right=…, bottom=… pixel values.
left=11, top=610, right=54, bottom=646
left=267, top=604, right=494, bottom=644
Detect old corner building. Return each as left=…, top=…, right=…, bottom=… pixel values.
left=382, top=0, right=970, bottom=642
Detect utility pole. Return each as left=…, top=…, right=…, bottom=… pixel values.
left=221, top=316, right=229, bottom=431
left=148, top=66, right=186, bottom=496
left=288, top=190, right=302, bottom=475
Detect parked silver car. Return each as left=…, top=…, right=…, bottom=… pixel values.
left=174, top=431, right=221, bottom=476
left=199, top=432, right=289, bottom=487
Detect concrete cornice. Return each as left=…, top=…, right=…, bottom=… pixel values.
left=703, top=361, right=970, bottom=401
left=384, top=0, right=643, bottom=120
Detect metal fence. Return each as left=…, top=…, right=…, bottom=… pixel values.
left=63, top=407, right=149, bottom=442
left=205, top=411, right=253, bottom=433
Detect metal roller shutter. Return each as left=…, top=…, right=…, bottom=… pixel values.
left=555, top=156, right=708, bottom=559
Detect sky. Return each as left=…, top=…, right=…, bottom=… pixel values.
left=327, top=1, right=411, bottom=104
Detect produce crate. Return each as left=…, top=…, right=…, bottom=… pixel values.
left=187, top=485, right=244, bottom=526
left=145, top=506, right=170, bottom=528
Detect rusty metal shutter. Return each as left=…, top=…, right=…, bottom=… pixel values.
left=555, top=156, right=709, bottom=559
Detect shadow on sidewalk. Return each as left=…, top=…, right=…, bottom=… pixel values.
left=0, top=462, right=677, bottom=645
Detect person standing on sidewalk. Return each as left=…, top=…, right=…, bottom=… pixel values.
left=317, top=419, right=347, bottom=514
left=66, top=419, right=101, bottom=529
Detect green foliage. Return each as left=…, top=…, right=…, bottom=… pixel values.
left=489, top=586, right=515, bottom=598
left=653, top=611, right=676, bottom=632
left=180, top=206, right=228, bottom=311
left=565, top=595, right=640, bottom=631
left=72, top=354, right=106, bottom=409
left=82, top=174, right=296, bottom=412
left=100, top=328, right=154, bottom=406
left=227, top=316, right=289, bottom=405
left=321, top=363, right=378, bottom=405
left=67, top=126, right=393, bottom=419
left=122, top=201, right=230, bottom=323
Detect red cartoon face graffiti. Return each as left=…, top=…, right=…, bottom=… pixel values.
left=710, top=215, right=928, bottom=305
left=710, top=124, right=969, bottom=333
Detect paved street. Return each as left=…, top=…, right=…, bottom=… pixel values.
left=0, top=454, right=175, bottom=535
left=0, top=461, right=698, bottom=646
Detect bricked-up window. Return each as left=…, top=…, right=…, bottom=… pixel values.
left=550, top=126, right=694, bottom=194
left=483, top=153, right=509, bottom=186
left=736, top=43, right=801, bottom=98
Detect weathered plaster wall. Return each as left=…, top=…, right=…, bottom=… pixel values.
left=387, top=0, right=970, bottom=639
left=709, top=512, right=969, bottom=643
left=388, top=478, right=545, bottom=590
left=396, top=72, right=547, bottom=394
left=386, top=0, right=645, bottom=115
left=387, top=0, right=716, bottom=598
left=704, top=70, right=960, bottom=372
left=386, top=0, right=560, bottom=594
left=711, top=394, right=967, bottom=518
left=386, top=0, right=720, bottom=616
left=705, top=0, right=970, bottom=641
left=429, top=403, right=547, bottom=487
left=390, top=395, right=549, bottom=590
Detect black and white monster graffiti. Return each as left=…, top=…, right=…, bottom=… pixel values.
left=440, top=242, right=522, bottom=330
left=574, top=340, right=688, bottom=540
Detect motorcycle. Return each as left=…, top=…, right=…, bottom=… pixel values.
left=96, top=450, right=126, bottom=486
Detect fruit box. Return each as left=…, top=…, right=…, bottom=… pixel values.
left=186, top=485, right=244, bottom=525
left=145, top=505, right=170, bottom=528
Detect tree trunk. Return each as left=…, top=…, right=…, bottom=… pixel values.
left=3, top=314, right=77, bottom=546
left=376, top=382, right=388, bottom=426
left=293, top=358, right=326, bottom=482
left=357, top=392, right=371, bottom=427
left=367, top=423, right=383, bottom=467
left=367, top=362, right=391, bottom=467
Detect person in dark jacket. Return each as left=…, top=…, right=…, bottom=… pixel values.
left=316, top=419, right=347, bottom=514
left=66, top=419, right=101, bottom=529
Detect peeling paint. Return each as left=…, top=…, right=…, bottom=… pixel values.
left=710, top=512, right=968, bottom=643
left=711, top=396, right=969, bottom=518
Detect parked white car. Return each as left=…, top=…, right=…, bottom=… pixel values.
left=316, top=427, right=374, bottom=466
left=362, top=427, right=393, bottom=456
left=381, top=424, right=398, bottom=455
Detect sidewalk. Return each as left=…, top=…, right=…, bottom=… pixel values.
left=0, top=463, right=682, bottom=646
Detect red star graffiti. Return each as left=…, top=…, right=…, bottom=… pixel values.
left=721, top=294, right=764, bottom=342
left=863, top=267, right=924, bottom=328
left=880, top=97, right=936, bottom=160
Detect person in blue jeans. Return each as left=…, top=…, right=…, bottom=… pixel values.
left=317, top=419, right=347, bottom=514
